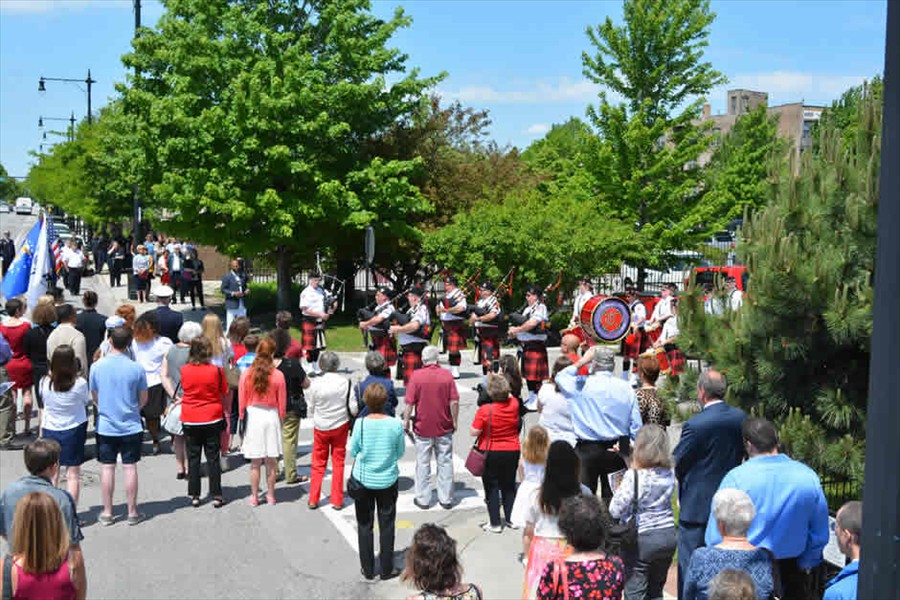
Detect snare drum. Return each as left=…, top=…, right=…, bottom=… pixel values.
left=579, top=296, right=632, bottom=343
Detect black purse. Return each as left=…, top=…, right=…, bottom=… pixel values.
left=606, top=469, right=640, bottom=559
left=346, top=417, right=365, bottom=500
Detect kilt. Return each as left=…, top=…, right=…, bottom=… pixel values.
left=370, top=333, right=398, bottom=368
left=665, top=344, right=686, bottom=376
left=520, top=341, right=549, bottom=383
left=399, top=342, right=425, bottom=383
left=478, top=328, right=500, bottom=368
left=301, top=319, right=326, bottom=355
left=621, top=328, right=649, bottom=359
left=442, top=320, right=467, bottom=354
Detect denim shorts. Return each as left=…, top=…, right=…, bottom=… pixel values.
left=96, top=432, right=143, bottom=465
left=41, top=422, right=88, bottom=466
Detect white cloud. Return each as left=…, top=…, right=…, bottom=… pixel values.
left=0, top=0, right=129, bottom=14
left=526, top=123, right=550, bottom=135
left=439, top=77, right=606, bottom=105
left=711, top=71, right=871, bottom=109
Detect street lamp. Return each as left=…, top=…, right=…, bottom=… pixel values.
left=38, top=70, right=96, bottom=125
left=38, top=112, right=77, bottom=141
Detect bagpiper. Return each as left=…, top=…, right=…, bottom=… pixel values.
left=507, top=284, right=549, bottom=406
left=437, top=275, right=468, bottom=379
left=388, top=286, right=431, bottom=383
left=299, top=273, right=334, bottom=375
left=469, top=281, right=502, bottom=375
left=358, top=286, right=398, bottom=370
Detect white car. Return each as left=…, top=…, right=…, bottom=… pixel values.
left=14, top=197, right=33, bottom=215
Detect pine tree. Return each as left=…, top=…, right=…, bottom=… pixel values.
left=679, top=82, right=881, bottom=480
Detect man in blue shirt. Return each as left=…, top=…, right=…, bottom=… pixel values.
left=556, top=345, right=642, bottom=499
left=824, top=500, right=861, bottom=600
left=705, top=418, right=830, bottom=599
left=673, top=370, right=745, bottom=600
left=89, top=327, right=148, bottom=526
left=0, top=439, right=83, bottom=555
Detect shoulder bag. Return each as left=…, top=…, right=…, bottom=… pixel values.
left=465, top=405, right=492, bottom=477
left=161, top=382, right=183, bottom=436
left=606, top=469, right=640, bottom=560
left=286, top=360, right=307, bottom=418
left=346, top=417, right=365, bottom=500
left=223, top=354, right=241, bottom=389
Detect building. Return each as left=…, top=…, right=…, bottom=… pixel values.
left=699, top=89, right=826, bottom=164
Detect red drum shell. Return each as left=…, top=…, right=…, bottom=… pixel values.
left=579, top=295, right=632, bottom=343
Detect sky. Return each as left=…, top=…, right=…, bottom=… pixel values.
left=0, top=0, right=889, bottom=179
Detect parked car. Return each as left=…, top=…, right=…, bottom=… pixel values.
left=0, top=201, right=9, bottom=213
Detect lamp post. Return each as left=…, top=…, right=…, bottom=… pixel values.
left=38, top=112, right=77, bottom=141
left=38, top=71, right=95, bottom=125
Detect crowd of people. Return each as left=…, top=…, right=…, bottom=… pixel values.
left=0, top=270, right=863, bottom=599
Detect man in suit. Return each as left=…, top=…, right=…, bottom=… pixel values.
left=167, top=243, right=185, bottom=304
left=221, top=259, right=249, bottom=332
left=672, top=370, right=745, bottom=600
left=150, top=285, right=183, bottom=344
left=76, top=291, right=107, bottom=372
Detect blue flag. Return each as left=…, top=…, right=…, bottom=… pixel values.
left=0, top=219, right=41, bottom=300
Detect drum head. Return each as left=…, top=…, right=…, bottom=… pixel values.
left=590, top=297, right=631, bottom=343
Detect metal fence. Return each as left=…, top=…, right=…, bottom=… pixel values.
left=820, top=477, right=862, bottom=515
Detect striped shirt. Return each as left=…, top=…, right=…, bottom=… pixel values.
left=475, top=295, right=501, bottom=328
left=349, top=416, right=406, bottom=489
left=440, top=287, right=466, bottom=321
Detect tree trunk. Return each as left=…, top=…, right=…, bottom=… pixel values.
left=276, top=245, right=293, bottom=311
left=637, top=265, right=646, bottom=292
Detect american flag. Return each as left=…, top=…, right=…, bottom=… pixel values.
left=47, top=216, right=64, bottom=275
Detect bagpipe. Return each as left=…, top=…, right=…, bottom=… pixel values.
left=507, top=272, right=562, bottom=331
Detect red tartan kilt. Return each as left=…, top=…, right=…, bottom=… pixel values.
left=521, top=342, right=549, bottom=383
left=400, top=344, right=425, bottom=382
left=478, top=329, right=500, bottom=367
left=443, top=320, right=467, bottom=353
left=621, top=329, right=649, bottom=359
left=160, top=272, right=170, bottom=285
left=371, top=334, right=397, bottom=367
left=665, top=346, right=686, bottom=376
left=301, top=319, right=318, bottom=351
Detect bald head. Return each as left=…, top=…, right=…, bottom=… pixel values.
left=698, top=370, right=727, bottom=405
left=561, top=334, right=581, bottom=354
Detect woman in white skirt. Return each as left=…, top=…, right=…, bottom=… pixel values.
left=238, top=337, right=287, bottom=505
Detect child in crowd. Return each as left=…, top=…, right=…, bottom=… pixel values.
left=236, top=334, right=259, bottom=373
left=511, top=425, right=550, bottom=539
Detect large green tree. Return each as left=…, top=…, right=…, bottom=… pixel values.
left=123, top=0, right=439, bottom=309
left=678, top=82, right=881, bottom=480
left=582, top=0, right=726, bottom=288
left=0, top=163, right=26, bottom=201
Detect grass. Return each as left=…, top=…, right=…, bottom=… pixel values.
left=289, top=323, right=369, bottom=353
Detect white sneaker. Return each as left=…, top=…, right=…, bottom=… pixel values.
left=451, top=366, right=460, bottom=379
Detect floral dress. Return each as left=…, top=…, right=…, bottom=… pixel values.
left=536, top=556, right=625, bottom=600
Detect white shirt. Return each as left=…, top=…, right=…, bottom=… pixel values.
left=300, top=285, right=325, bottom=316
left=650, top=296, right=673, bottom=324
left=40, top=377, right=90, bottom=431
left=133, top=336, right=173, bottom=387
left=524, top=484, right=593, bottom=538
left=570, top=291, right=592, bottom=327
left=64, top=249, right=84, bottom=268
left=398, top=303, right=429, bottom=346
left=630, top=300, right=647, bottom=328
left=660, top=315, right=679, bottom=345
left=307, top=372, right=351, bottom=431
left=440, top=287, right=466, bottom=322
left=729, top=289, right=744, bottom=310
left=537, top=385, right=576, bottom=446
left=475, top=295, right=501, bottom=328
left=368, top=301, right=394, bottom=331
left=171, top=252, right=182, bottom=271
left=517, top=302, right=548, bottom=342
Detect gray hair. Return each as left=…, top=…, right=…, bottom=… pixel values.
left=485, top=373, right=510, bottom=402
left=318, top=351, right=340, bottom=373
left=422, top=345, right=440, bottom=365
left=712, top=488, right=756, bottom=537
left=592, top=346, right=616, bottom=372
left=699, top=370, right=727, bottom=400
left=364, top=350, right=386, bottom=374
left=177, top=321, right=203, bottom=343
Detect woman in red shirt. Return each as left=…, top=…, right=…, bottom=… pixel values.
left=239, top=337, right=286, bottom=505
left=180, top=337, right=228, bottom=508
left=471, top=373, right=522, bottom=533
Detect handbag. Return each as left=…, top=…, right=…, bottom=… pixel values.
left=224, top=362, right=241, bottom=388
left=161, top=382, right=183, bottom=436
left=286, top=360, right=307, bottom=418
left=346, top=417, right=365, bottom=500
left=607, top=469, right=640, bottom=559
left=465, top=405, right=492, bottom=477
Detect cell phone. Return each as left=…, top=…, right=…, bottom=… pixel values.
left=491, top=360, right=500, bottom=373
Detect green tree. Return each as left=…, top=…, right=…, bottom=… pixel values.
left=678, top=82, right=880, bottom=480
left=521, top=118, right=601, bottom=201
left=0, top=163, right=26, bottom=201
left=698, top=103, right=788, bottom=243
left=582, top=0, right=726, bottom=288
left=123, top=0, right=440, bottom=309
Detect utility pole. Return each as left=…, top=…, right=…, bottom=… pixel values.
left=133, top=0, right=142, bottom=243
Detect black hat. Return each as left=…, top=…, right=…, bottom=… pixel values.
left=578, top=275, right=593, bottom=287
left=444, top=275, right=459, bottom=286
left=408, top=285, right=425, bottom=298
left=480, top=281, right=495, bottom=292
left=664, top=282, right=678, bottom=292
left=525, top=284, right=542, bottom=297
left=310, top=272, right=323, bottom=280
left=376, top=286, right=393, bottom=297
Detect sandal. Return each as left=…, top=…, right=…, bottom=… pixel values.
left=248, top=496, right=260, bottom=507
left=266, top=495, right=276, bottom=505
left=212, top=497, right=226, bottom=509
left=191, top=497, right=201, bottom=508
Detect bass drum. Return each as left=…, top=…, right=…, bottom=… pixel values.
left=579, top=295, right=632, bottom=343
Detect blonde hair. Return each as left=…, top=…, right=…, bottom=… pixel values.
left=11, top=492, right=69, bottom=574
left=632, top=424, right=672, bottom=470
left=522, top=425, right=550, bottom=465
left=201, top=313, right=225, bottom=357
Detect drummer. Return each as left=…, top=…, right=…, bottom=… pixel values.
left=646, top=282, right=676, bottom=330
left=621, top=285, right=648, bottom=385
left=653, top=297, right=685, bottom=376
left=567, top=275, right=594, bottom=346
